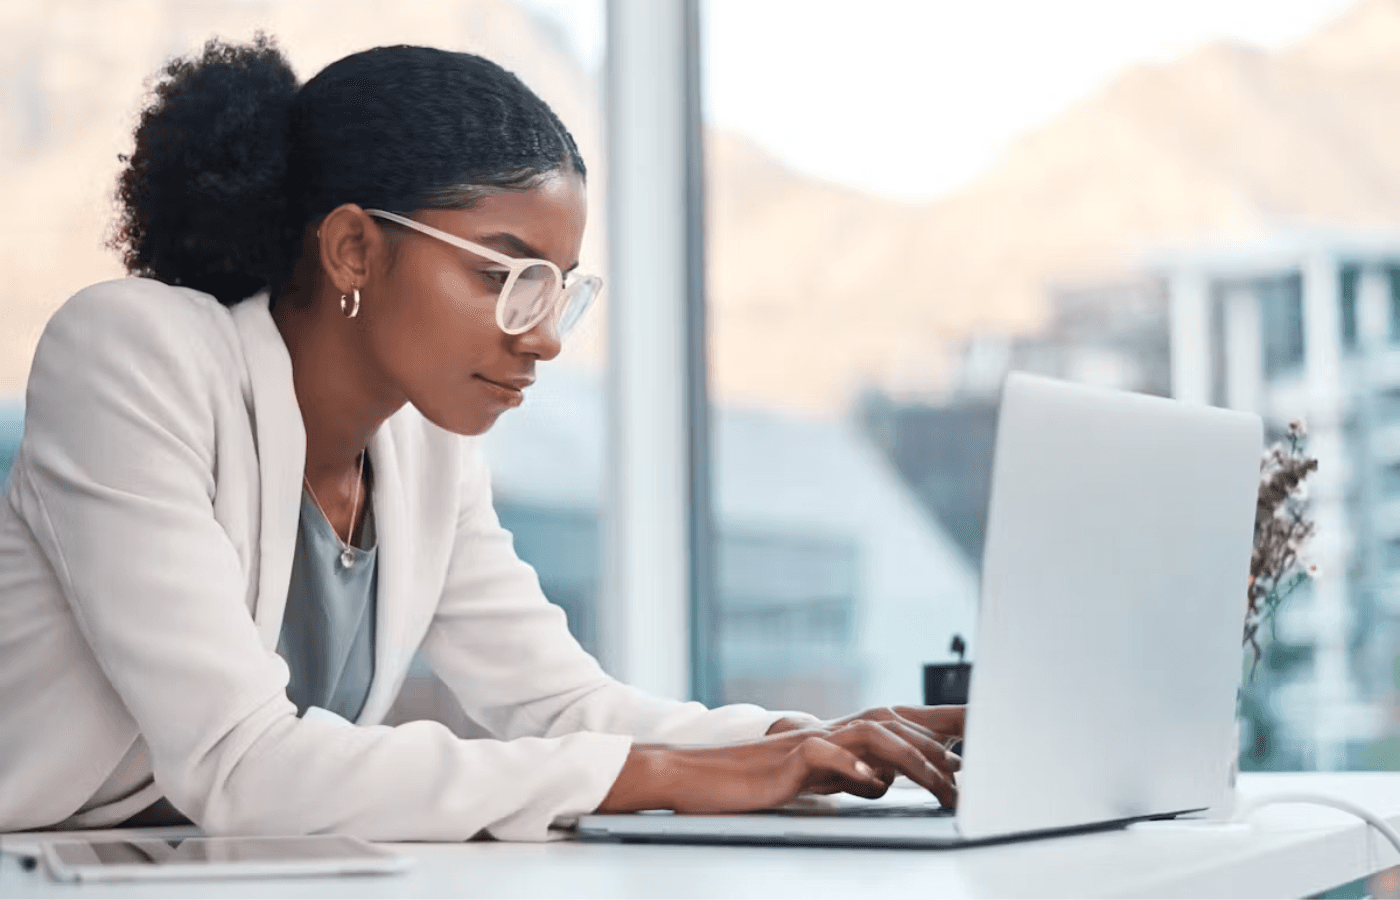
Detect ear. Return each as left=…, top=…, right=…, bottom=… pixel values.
left=316, top=204, right=383, bottom=296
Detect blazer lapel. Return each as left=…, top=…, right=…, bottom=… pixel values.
left=356, top=424, right=412, bottom=723
left=230, top=294, right=306, bottom=651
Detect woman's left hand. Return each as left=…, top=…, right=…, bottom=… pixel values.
left=766, top=705, right=965, bottom=793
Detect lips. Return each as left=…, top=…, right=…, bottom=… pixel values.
left=473, top=374, right=533, bottom=397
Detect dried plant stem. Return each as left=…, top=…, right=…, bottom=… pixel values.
left=1245, top=423, right=1317, bottom=678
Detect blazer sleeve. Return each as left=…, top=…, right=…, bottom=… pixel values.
left=10, top=280, right=640, bottom=841
left=419, top=437, right=819, bottom=751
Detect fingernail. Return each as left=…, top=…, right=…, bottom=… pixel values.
left=856, top=761, right=876, bottom=779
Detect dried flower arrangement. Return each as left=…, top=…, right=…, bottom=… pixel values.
left=1245, top=419, right=1319, bottom=676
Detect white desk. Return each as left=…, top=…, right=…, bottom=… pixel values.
left=3, top=773, right=1398, bottom=899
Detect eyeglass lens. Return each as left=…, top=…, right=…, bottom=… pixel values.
left=557, top=278, right=601, bottom=336
left=501, top=263, right=557, bottom=332
left=502, top=269, right=601, bottom=336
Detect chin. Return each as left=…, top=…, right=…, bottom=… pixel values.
left=417, top=405, right=506, bottom=437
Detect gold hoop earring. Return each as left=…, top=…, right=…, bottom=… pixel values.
left=340, top=286, right=361, bottom=318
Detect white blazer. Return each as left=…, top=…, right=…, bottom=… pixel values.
left=0, top=278, right=801, bottom=840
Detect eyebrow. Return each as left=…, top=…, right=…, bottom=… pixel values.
left=479, top=232, right=580, bottom=275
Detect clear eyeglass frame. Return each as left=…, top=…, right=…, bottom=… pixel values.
left=364, top=208, right=602, bottom=337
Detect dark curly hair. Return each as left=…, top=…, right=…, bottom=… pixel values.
left=112, top=35, right=586, bottom=306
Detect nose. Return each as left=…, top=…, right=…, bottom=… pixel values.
left=513, top=314, right=562, bottom=361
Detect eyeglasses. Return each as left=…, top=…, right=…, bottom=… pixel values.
left=364, top=209, right=602, bottom=337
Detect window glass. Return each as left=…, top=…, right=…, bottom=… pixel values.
left=698, top=1, right=1400, bottom=831
left=1340, top=264, right=1359, bottom=353
left=1389, top=267, right=1400, bottom=345
left=0, top=399, right=20, bottom=488
left=1259, top=274, right=1307, bottom=380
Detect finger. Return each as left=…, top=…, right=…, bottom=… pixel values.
left=835, top=721, right=959, bottom=808
left=844, top=708, right=948, bottom=747
left=886, top=716, right=942, bottom=744
left=892, top=704, right=965, bottom=738
left=794, top=737, right=889, bottom=798
left=823, top=706, right=893, bottom=731
left=838, top=722, right=957, bottom=804
left=892, top=705, right=965, bottom=737
left=888, top=719, right=961, bottom=774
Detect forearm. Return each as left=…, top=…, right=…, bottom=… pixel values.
left=603, top=714, right=824, bottom=810
left=585, top=709, right=836, bottom=812
left=596, top=742, right=784, bottom=814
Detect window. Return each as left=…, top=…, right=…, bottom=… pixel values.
left=1259, top=273, right=1307, bottom=380
left=1389, top=266, right=1400, bottom=345
left=0, top=401, right=20, bottom=488
left=1340, top=264, right=1359, bottom=352
left=697, top=2, right=1400, bottom=821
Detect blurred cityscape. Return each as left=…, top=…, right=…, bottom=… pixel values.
left=4, top=0, right=1400, bottom=783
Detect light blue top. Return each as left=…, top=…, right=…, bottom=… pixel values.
left=277, top=490, right=378, bottom=722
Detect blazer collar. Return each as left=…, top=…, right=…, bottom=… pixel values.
left=230, top=293, right=305, bottom=651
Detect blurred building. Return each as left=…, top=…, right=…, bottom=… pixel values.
left=952, top=275, right=1173, bottom=400
left=861, top=276, right=1172, bottom=570
left=861, top=395, right=1000, bottom=567
left=1159, top=229, right=1400, bottom=772
left=862, top=228, right=1400, bottom=773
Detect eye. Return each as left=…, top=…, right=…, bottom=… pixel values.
left=480, top=269, right=510, bottom=288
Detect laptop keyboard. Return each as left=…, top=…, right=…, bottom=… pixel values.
left=772, top=802, right=955, bottom=819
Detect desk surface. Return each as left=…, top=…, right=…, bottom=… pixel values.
left=3, top=773, right=1398, bottom=899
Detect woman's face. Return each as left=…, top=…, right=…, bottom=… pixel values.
left=360, top=171, right=587, bottom=436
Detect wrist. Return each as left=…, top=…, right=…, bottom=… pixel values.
left=598, top=744, right=686, bottom=812
left=765, top=714, right=824, bottom=736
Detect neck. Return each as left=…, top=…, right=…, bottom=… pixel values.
left=272, top=287, right=405, bottom=481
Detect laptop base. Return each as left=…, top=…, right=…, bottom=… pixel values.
left=574, top=807, right=1197, bottom=850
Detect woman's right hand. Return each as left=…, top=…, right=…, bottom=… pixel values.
left=597, top=715, right=961, bottom=814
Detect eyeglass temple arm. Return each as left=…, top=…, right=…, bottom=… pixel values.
left=363, top=208, right=520, bottom=269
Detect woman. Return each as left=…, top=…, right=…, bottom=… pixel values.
left=0, top=37, right=962, bottom=841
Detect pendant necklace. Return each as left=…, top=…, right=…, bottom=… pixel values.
left=304, top=450, right=366, bottom=569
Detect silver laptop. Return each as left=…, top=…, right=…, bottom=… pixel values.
left=576, top=372, right=1263, bottom=848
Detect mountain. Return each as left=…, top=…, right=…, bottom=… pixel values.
left=5, top=0, right=1400, bottom=415
left=707, top=0, right=1400, bottom=412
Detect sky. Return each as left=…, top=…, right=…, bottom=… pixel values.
left=519, top=0, right=1360, bottom=201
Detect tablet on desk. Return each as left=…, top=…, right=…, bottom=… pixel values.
left=40, top=834, right=411, bottom=883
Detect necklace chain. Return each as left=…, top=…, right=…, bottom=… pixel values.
left=304, top=451, right=366, bottom=568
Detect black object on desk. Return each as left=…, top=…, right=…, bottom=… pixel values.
left=924, top=635, right=970, bottom=758
left=923, top=634, right=971, bottom=705
left=923, top=661, right=971, bottom=706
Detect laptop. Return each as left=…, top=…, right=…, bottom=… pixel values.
left=576, top=371, right=1263, bottom=848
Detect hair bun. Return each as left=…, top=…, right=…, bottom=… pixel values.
left=113, top=34, right=299, bottom=305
